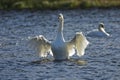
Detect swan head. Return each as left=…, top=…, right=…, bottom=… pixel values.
left=58, top=13, right=64, bottom=22
left=98, top=23, right=105, bottom=31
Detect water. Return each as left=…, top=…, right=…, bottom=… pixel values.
left=0, top=9, right=120, bottom=80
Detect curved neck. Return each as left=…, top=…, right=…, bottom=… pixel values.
left=99, top=28, right=109, bottom=36
left=99, top=27, right=105, bottom=33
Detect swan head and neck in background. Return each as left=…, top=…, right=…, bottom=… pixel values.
left=98, top=23, right=110, bottom=36
left=87, top=23, right=110, bottom=37
left=98, top=23, right=105, bottom=31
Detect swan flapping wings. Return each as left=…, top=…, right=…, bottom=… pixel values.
left=28, top=13, right=89, bottom=60
left=67, top=32, right=89, bottom=57
left=28, top=35, right=53, bottom=57
left=28, top=32, right=89, bottom=59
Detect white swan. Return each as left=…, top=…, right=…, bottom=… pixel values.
left=28, top=13, right=89, bottom=61
left=87, top=23, right=110, bottom=37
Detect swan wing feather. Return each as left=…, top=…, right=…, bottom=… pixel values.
left=68, top=32, right=89, bottom=57
left=28, top=35, right=53, bottom=57
left=66, top=42, right=75, bottom=56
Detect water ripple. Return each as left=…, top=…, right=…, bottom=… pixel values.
left=0, top=9, right=120, bottom=80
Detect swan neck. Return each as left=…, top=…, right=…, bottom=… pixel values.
left=100, top=28, right=105, bottom=33
left=58, top=21, right=64, bottom=32
left=56, top=21, right=64, bottom=40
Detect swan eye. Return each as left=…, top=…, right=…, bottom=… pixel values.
left=99, top=23, right=104, bottom=28
left=101, top=25, right=105, bottom=29
left=101, top=25, right=103, bottom=28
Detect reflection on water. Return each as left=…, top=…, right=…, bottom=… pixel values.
left=28, top=59, right=87, bottom=66
left=0, top=9, right=120, bottom=80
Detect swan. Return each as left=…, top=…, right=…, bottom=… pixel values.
left=87, top=23, right=110, bottom=37
left=28, top=13, right=89, bottom=61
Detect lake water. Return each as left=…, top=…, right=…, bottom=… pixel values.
left=0, top=9, right=120, bottom=80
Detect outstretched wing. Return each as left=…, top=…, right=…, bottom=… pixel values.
left=28, top=35, right=53, bottom=57
left=67, top=32, right=89, bottom=57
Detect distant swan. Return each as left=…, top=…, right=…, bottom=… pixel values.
left=87, top=23, right=110, bottom=37
left=28, top=13, right=89, bottom=61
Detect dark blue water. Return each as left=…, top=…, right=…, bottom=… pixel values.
left=0, top=9, right=120, bottom=80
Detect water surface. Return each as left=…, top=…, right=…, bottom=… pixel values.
left=0, top=9, right=120, bottom=80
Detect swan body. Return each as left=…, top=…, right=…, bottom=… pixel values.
left=87, top=23, right=110, bottom=37
left=28, top=13, right=89, bottom=61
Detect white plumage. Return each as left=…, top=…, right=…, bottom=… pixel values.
left=87, top=23, right=110, bottom=37
left=28, top=13, right=89, bottom=61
